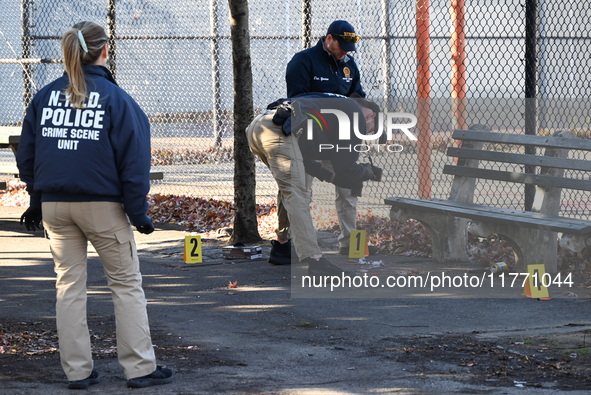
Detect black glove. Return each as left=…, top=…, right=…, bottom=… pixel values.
left=20, top=207, right=43, bottom=231
left=370, top=165, right=383, bottom=182
left=272, top=103, right=292, bottom=126
left=350, top=182, right=363, bottom=197
left=136, top=219, right=155, bottom=235
left=359, top=163, right=383, bottom=182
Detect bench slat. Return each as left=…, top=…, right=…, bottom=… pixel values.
left=0, top=165, right=19, bottom=175
left=452, top=129, right=591, bottom=151
left=0, top=126, right=21, bottom=133
left=149, top=171, right=164, bottom=180
left=0, top=134, right=20, bottom=145
left=443, top=165, right=591, bottom=191
left=447, top=147, right=591, bottom=172
left=384, top=197, right=591, bottom=234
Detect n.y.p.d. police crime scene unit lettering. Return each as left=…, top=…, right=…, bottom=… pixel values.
left=40, top=90, right=105, bottom=150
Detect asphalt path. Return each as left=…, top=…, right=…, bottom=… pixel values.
left=1, top=205, right=590, bottom=394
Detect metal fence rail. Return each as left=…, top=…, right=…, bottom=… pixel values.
left=1, top=0, right=591, bottom=218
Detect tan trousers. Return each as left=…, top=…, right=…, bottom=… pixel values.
left=335, top=186, right=357, bottom=248
left=246, top=112, right=322, bottom=260
left=314, top=161, right=358, bottom=249
left=42, top=201, right=156, bottom=381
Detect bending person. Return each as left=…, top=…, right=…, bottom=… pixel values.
left=246, top=93, right=381, bottom=274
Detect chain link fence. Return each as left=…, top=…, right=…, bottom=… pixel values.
left=1, top=0, right=591, bottom=218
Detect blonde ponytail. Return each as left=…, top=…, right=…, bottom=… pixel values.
left=61, top=22, right=108, bottom=108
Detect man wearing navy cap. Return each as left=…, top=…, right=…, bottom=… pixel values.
left=286, top=20, right=365, bottom=98
left=267, top=21, right=376, bottom=266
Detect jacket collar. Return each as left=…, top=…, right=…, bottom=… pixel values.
left=64, top=65, right=118, bottom=86
left=84, top=65, right=118, bottom=85
left=318, top=38, right=350, bottom=63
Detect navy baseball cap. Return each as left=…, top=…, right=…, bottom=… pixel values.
left=327, top=20, right=359, bottom=52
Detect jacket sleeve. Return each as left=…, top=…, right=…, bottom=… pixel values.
left=109, top=93, right=152, bottom=226
left=286, top=54, right=311, bottom=98
left=16, top=101, right=42, bottom=208
left=303, top=159, right=334, bottom=182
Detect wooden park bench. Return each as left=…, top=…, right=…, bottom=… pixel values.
left=385, top=127, right=591, bottom=273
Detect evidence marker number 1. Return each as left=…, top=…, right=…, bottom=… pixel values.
left=348, top=230, right=368, bottom=258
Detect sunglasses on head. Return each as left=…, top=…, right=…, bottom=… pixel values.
left=332, top=33, right=360, bottom=43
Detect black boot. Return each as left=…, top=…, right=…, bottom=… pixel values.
left=269, top=240, right=292, bottom=265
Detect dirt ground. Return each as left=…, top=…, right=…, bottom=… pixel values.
left=375, top=329, right=591, bottom=391
left=2, top=318, right=591, bottom=392
left=3, top=204, right=591, bottom=394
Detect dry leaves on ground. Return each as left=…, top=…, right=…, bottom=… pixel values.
left=0, top=321, right=117, bottom=358
left=151, top=146, right=233, bottom=165
left=2, top=181, right=590, bottom=285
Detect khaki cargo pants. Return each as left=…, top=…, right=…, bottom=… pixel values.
left=42, top=201, right=156, bottom=381
left=246, top=111, right=322, bottom=260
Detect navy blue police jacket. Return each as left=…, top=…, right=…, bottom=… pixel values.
left=286, top=38, right=365, bottom=98
left=17, top=65, right=152, bottom=227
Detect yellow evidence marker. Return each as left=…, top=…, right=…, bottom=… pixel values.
left=184, top=235, right=203, bottom=264
left=348, top=230, right=368, bottom=258
left=523, top=264, right=549, bottom=299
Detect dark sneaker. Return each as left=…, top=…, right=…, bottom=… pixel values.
left=127, top=366, right=173, bottom=388
left=339, top=245, right=379, bottom=256
left=68, top=370, right=100, bottom=390
left=303, top=257, right=355, bottom=276
left=269, top=240, right=291, bottom=265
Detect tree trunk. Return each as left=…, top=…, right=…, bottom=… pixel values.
left=228, top=0, right=261, bottom=244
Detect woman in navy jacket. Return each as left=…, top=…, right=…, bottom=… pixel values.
left=17, top=21, right=172, bottom=389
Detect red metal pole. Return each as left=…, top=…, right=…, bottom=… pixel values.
left=416, top=0, right=432, bottom=199
left=450, top=0, right=467, bottom=131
